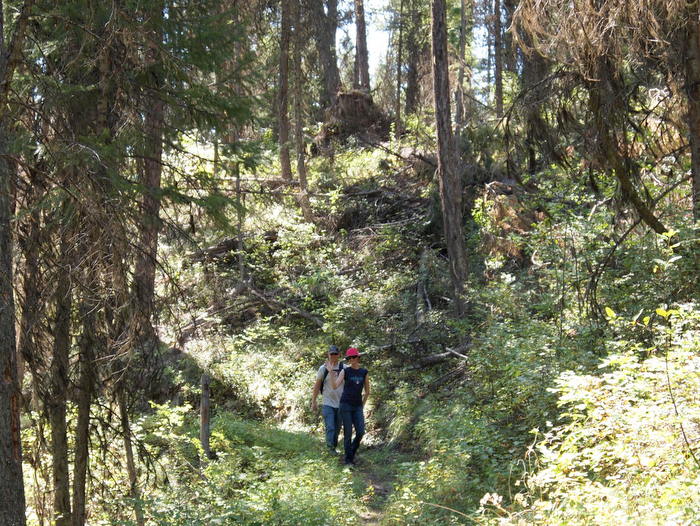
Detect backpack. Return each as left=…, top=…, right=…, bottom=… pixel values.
left=320, top=363, right=344, bottom=394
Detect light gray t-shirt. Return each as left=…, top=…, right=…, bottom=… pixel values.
left=316, top=363, right=344, bottom=408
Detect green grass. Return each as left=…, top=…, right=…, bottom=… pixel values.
left=135, top=412, right=428, bottom=526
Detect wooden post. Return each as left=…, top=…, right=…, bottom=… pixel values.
left=200, top=373, right=211, bottom=461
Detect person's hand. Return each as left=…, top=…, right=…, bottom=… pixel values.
left=311, top=399, right=318, bottom=412
left=324, top=360, right=333, bottom=372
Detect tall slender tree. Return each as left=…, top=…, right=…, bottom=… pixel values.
left=520, top=42, right=549, bottom=175
left=278, top=0, right=293, bottom=180
left=200, top=373, right=211, bottom=460
left=71, top=291, right=97, bottom=526
left=493, top=0, right=504, bottom=117
left=309, top=0, right=342, bottom=109
left=119, top=390, right=145, bottom=526
left=503, top=0, right=518, bottom=73
left=431, top=0, right=468, bottom=316
left=133, top=1, right=166, bottom=328
left=684, top=0, right=700, bottom=220
left=354, top=0, right=370, bottom=91
left=0, top=147, right=25, bottom=526
left=405, top=0, right=426, bottom=115
left=0, top=84, right=26, bottom=526
left=395, top=0, right=404, bottom=134
left=49, top=220, right=74, bottom=526
left=0, top=2, right=34, bottom=523
left=454, top=0, right=471, bottom=131
left=293, top=0, right=313, bottom=222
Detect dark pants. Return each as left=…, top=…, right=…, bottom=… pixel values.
left=339, top=402, right=365, bottom=463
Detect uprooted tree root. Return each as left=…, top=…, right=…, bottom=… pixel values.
left=315, top=90, right=390, bottom=148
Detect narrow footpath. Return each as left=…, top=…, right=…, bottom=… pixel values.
left=347, top=447, right=412, bottom=525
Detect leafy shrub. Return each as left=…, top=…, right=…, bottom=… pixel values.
left=479, top=305, right=700, bottom=524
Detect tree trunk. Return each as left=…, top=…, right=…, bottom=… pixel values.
left=493, top=0, right=503, bottom=117
left=685, top=0, right=700, bottom=220
left=133, top=3, right=165, bottom=330
left=73, top=262, right=99, bottom=526
left=293, top=0, right=313, bottom=222
left=503, top=0, right=518, bottom=73
left=200, top=373, right=211, bottom=460
left=234, top=163, right=247, bottom=283
left=309, top=0, right=341, bottom=110
left=405, top=0, right=423, bottom=115
left=455, top=0, right=469, bottom=131
left=16, top=167, right=44, bottom=388
left=521, top=43, right=548, bottom=174
left=278, top=0, right=292, bottom=181
left=395, top=0, right=404, bottom=134
left=50, top=226, right=73, bottom=526
left=0, top=2, right=32, bottom=522
left=71, top=299, right=97, bottom=526
left=0, top=121, right=26, bottom=526
left=354, top=0, right=370, bottom=91
left=119, top=391, right=145, bottom=526
left=431, top=0, right=468, bottom=316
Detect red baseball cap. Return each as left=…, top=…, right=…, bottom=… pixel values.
left=345, top=347, right=360, bottom=358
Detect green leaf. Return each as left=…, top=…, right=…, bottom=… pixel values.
left=605, top=307, right=616, bottom=319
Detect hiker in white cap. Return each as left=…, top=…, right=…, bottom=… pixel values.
left=311, top=345, right=345, bottom=453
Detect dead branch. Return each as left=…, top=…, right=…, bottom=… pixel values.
left=248, top=287, right=325, bottom=329
left=411, top=340, right=472, bottom=369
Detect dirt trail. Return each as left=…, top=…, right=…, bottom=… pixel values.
left=357, top=466, right=392, bottom=525
left=351, top=447, right=409, bottom=525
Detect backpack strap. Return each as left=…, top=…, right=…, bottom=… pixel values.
left=320, top=367, right=328, bottom=394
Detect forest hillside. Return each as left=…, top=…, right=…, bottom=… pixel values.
left=0, top=1, right=698, bottom=525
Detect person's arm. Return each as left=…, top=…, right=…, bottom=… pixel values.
left=311, top=375, right=323, bottom=411
left=329, top=366, right=345, bottom=390
left=362, top=374, right=370, bottom=405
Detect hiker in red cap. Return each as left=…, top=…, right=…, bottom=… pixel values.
left=325, top=347, right=370, bottom=466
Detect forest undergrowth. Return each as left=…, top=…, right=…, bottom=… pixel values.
left=94, top=136, right=697, bottom=525
left=21, top=139, right=699, bottom=525
left=6, top=2, right=700, bottom=525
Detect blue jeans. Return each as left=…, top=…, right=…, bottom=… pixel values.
left=339, top=402, right=365, bottom=462
left=322, top=405, right=340, bottom=450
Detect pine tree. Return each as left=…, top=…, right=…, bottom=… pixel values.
left=0, top=1, right=33, bottom=524
left=431, top=0, right=468, bottom=316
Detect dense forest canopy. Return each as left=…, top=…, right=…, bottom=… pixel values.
left=0, top=0, right=698, bottom=525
